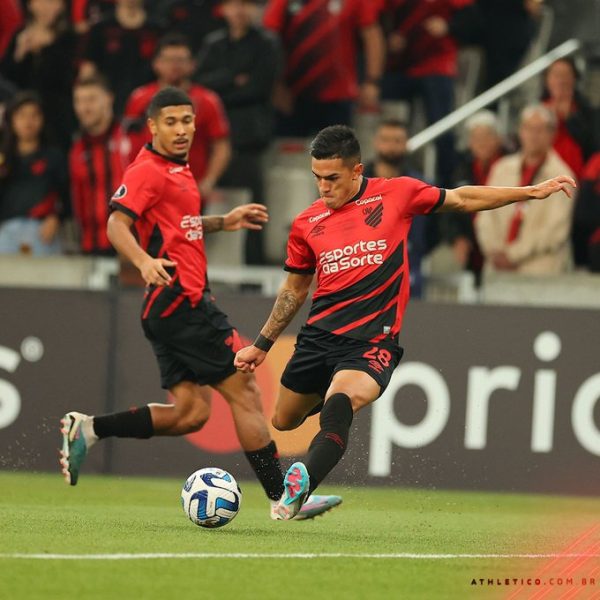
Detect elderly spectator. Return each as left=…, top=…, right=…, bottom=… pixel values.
left=0, top=92, right=68, bottom=255
left=263, top=0, right=385, bottom=136
left=196, top=0, right=281, bottom=265
left=124, top=33, right=231, bottom=194
left=70, top=76, right=131, bottom=255
left=475, top=104, right=575, bottom=275
left=1, top=0, right=77, bottom=151
left=441, top=110, right=506, bottom=283
left=542, top=58, right=598, bottom=179
left=79, top=0, right=163, bottom=116
left=363, top=118, right=429, bottom=297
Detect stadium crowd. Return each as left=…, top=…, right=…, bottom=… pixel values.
left=0, top=0, right=599, bottom=282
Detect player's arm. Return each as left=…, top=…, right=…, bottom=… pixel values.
left=201, top=203, right=268, bottom=234
left=107, top=210, right=176, bottom=286
left=233, top=272, right=313, bottom=373
left=359, top=23, right=385, bottom=109
left=439, top=175, right=576, bottom=213
left=199, top=137, right=232, bottom=196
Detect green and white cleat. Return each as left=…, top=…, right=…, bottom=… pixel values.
left=59, top=412, right=96, bottom=486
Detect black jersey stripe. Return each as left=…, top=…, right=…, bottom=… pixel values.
left=309, top=240, right=404, bottom=315
left=310, top=273, right=402, bottom=334
left=331, top=295, right=399, bottom=340
left=428, top=188, right=446, bottom=213
left=111, top=201, right=139, bottom=221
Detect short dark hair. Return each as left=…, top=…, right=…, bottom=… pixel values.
left=153, top=32, right=192, bottom=59
left=147, top=87, right=194, bottom=119
left=74, top=74, right=113, bottom=94
left=310, top=125, right=361, bottom=164
left=377, top=118, right=408, bottom=132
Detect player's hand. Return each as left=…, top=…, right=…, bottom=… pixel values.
left=39, top=214, right=59, bottom=245
left=223, top=204, right=269, bottom=231
left=424, top=16, right=448, bottom=38
left=530, top=175, right=577, bottom=200
left=491, top=251, right=517, bottom=271
left=234, top=345, right=267, bottom=373
left=139, top=257, right=177, bottom=287
left=359, top=82, right=380, bottom=111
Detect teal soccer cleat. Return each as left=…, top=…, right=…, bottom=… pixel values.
left=59, top=412, right=95, bottom=486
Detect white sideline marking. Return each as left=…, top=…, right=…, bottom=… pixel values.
left=2, top=553, right=600, bottom=560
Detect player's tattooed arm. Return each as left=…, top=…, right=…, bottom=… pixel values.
left=261, top=273, right=313, bottom=341
left=201, top=215, right=225, bottom=233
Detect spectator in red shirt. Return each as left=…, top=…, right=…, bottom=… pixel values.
left=573, top=152, right=600, bottom=271
left=79, top=0, right=164, bottom=116
left=124, top=33, right=231, bottom=194
left=70, top=76, right=132, bottom=255
left=381, top=0, right=474, bottom=186
left=542, top=58, right=598, bottom=179
left=263, top=0, right=385, bottom=136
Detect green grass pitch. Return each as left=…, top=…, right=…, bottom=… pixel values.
left=2, top=471, right=600, bottom=600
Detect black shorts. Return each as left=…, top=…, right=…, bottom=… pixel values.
left=141, top=293, right=239, bottom=390
left=281, top=325, right=403, bottom=399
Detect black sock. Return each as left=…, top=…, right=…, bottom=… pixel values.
left=93, top=406, right=154, bottom=439
left=244, top=441, right=284, bottom=501
left=304, top=393, right=353, bottom=495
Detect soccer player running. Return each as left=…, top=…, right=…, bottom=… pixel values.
left=234, top=125, right=576, bottom=520
left=59, top=87, right=341, bottom=521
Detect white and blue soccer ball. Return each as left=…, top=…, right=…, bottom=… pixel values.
left=181, top=467, right=242, bottom=528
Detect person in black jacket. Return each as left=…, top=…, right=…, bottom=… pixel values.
left=0, top=0, right=77, bottom=151
left=195, top=0, right=282, bottom=265
left=0, top=92, right=69, bottom=255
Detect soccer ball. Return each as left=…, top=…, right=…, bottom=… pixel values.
left=181, top=467, right=242, bottom=528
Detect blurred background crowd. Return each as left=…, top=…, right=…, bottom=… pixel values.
left=1, top=0, right=599, bottom=296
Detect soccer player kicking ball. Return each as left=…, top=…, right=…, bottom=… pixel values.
left=60, top=87, right=341, bottom=521
left=234, top=125, right=576, bottom=520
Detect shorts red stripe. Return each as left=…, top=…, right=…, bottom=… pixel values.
left=160, top=293, right=185, bottom=318
left=142, top=286, right=163, bottom=319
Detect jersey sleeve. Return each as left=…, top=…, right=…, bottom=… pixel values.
left=201, top=91, right=230, bottom=140
left=394, top=176, right=446, bottom=216
left=356, top=0, right=382, bottom=27
left=284, top=218, right=316, bottom=274
left=263, top=0, right=287, bottom=32
left=109, top=163, right=163, bottom=220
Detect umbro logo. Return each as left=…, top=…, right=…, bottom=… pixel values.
left=310, top=224, right=326, bottom=237
left=169, top=166, right=184, bottom=174
left=364, top=203, right=383, bottom=228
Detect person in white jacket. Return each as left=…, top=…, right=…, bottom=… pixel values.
left=475, top=104, right=576, bottom=275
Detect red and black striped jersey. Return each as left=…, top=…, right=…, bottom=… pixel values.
left=285, top=176, right=444, bottom=343
left=263, top=0, right=380, bottom=102
left=69, top=121, right=131, bottom=254
left=110, top=144, right=208, bottom=318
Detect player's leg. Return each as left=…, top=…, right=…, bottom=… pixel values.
left=271, top=385, right=323, bottom=432
left=275, top=369, right=378, bottom=520
left=212, top=370, right=285, bottom=506
left=60, top=382, right=212, bottom=485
